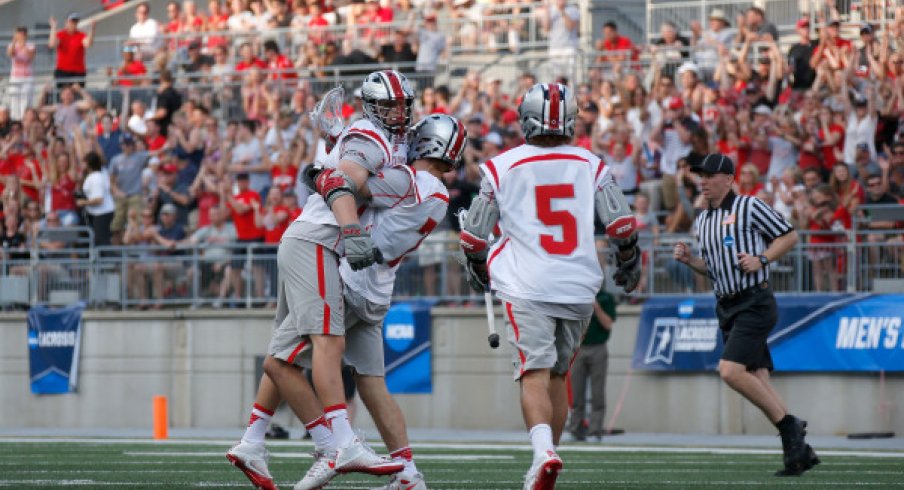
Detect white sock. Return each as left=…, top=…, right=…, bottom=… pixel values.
left=240, top=403, right=274, bottom=445
left=324, top=404, right=355, bottom=448
left=528, top=424, right=554, bottom=460
left=390, top=447, right=418, bottom=474
left=304, top=415, right=336, bottom=453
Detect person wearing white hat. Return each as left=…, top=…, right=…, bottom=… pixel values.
left=690, top=8, right=734, bottom=79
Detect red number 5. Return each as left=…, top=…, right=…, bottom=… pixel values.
left=535, top=184, right=578, bottom=255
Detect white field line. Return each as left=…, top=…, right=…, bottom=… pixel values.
left=2, top=437, right=904, bottom=459
left=124, top=451, right=514, bottom=460
left=0, top=480, right=897, bottom=488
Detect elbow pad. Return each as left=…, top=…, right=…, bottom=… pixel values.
left=595, top=178, right=637, bottom=249
left=315, top=168, right=358, bottom=208
left=458, top=194, right=499, bottom=261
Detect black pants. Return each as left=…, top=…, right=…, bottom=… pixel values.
left=716, top=284, right=778, bottom=371
left=87, top=211, right=114, bottom=248
left=54, top=69, right=86, bottom=90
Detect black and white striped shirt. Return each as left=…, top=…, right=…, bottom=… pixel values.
left=693, top=191, right=794, bottom=298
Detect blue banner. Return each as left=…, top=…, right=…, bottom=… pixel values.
left=632, top=294, right=904, bottom=372
left=383, top=300, right=434, bottom=393
left=27, top=303, right=84, bottom=394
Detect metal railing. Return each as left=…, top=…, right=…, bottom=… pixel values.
left=0, top=5, right=554, bottom=77
left=2, top=226, right=902, bottom=310
left=646, top=0, right=802, bottom=43
left=1, top=62, right=440, bottom=118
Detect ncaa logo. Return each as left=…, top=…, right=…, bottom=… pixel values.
left=27, top=330, right=38, bottom=349
left=678, top=300, right=695, bottom=319
left=383, top=305, right=416, bottom=352
left=723, top=235, right=735, bottom=248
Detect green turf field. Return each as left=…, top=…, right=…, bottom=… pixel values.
left=1, top=439, right=903, bottom=489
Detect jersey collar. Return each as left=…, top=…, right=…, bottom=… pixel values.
left=710, top=189, right=737, bottom=211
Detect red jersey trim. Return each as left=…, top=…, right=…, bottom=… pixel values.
left=487, top=237, right=510, bottom=272
left=316, top=245, right=330, bottom=335
left=484, top=160, right=500, bottom=188
left=347, top=128, right=391, bottom=164
left=505, top=302, right=526, bottom=377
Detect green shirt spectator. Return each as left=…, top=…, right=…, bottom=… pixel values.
left=583, top=288, right=616, bottom=345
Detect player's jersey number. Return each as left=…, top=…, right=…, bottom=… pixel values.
left=535, top=184, right=578, bottom=256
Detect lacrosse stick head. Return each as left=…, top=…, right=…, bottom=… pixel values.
left=310, top=86, right=346, bottom=141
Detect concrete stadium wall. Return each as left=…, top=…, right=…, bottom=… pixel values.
left=1, top=307, right=901, bottom=436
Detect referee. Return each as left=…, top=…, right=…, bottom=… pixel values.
left=672, top=153, right=820, bottom=476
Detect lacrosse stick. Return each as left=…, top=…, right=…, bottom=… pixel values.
left=456, top=209, right=499, bottom=349
left=310, top=86, right=346, bottom=146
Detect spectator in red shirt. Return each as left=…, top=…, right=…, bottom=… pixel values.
left=263, top=40, right=296, bottom=81
left=736, top=163, right=764, bottom=196
left=810, top=19, right=852, bottom=71
left=205, top=0, right=230, bottom=49
left=804, top=183, right=850, bottom=291
left=257, top=186, right=290, bottom=245
left=164, top=1, right=184, bottom=45
left=222, top=172, right=265, bottom=302
left=307, top=1, right=331, bottom=46
left=235, top=42, right=266, bottom=72
left=111, top=46, right=148, bottom=87
left=144, top=120, right=167, bottom=152
left=595, top=21, right=637, bottom=68
left=282, top=188, right=301, bottom=219
left=16, top=145, right=42, bottom=203
left=47, top=13, right=95, bottom=89
left=817, top=106, right=844, bottom=172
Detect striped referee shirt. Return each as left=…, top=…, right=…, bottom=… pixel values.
left=693, top=190, right=794, bottom=297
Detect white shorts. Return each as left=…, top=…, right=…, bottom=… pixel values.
left=268, top=238, right=345, bottom=365
left=502, top=300, right=589, bottom=380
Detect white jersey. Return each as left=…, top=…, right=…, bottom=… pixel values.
left=296, top=118, right=408, bottom=228
left=481, top=144, right=607, bottom=304
left=340, top=168, right=450, bottom=305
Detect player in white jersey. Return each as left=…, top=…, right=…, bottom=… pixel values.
left=228, top=114, right=467, bottom=490
left=227, top=70, right=414, bottom=489
left=458, top=83, right=641, bottom=490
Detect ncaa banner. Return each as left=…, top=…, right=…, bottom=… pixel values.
left=27, top=303, right=85, bottom=394
left=632, top=294, right=904, bottom=372
left=383, top=300, right=435, bottom=393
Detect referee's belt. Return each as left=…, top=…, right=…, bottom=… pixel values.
left=716, top=281, right=770, bottom=302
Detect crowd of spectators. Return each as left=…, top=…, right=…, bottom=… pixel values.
left=0, top=0, right=903, bottom=307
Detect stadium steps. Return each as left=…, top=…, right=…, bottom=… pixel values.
left=589, top=0, right=647, bottom=44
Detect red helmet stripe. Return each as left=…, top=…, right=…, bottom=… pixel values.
left=383, top=70, right=404, bottom=99
left=548, top=84, right=561, bottom=130
left=449, top=119, right=466, bottom=159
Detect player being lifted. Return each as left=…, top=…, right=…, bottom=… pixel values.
left=227, top=109, right=468, bottom=490
left=458, top=83, right=641, bottom=490
left=227, top=70, right=414, bottom=489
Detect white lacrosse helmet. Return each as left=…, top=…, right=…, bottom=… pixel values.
left=360, top=70, right=415, bottom=136
left=407, top=114, right=469, bottom=169
left=518, top=82, right=577, bottom=141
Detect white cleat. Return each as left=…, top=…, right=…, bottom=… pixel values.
left=335, top=437, right=404, bottom=476
left=371, top=470, right=427, bottom=490
left=226, top=441, right=278, bottom=490
left=294, top=450, right=338, bottom=490
left=523, top=450, right=563, bottom=490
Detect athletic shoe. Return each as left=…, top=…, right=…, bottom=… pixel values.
left=335, top=437, right=404, bottom=476
left=775, top=444, right=821, bottom=477
left=523, top=450, right=563, bottom=490
left=777, top=417, right=812, bottom=471
left=371, top=470, right=427, bottom=490
left=226, top=441, right=278, bottom=490
left=294, top=450, right=338, bottom=490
